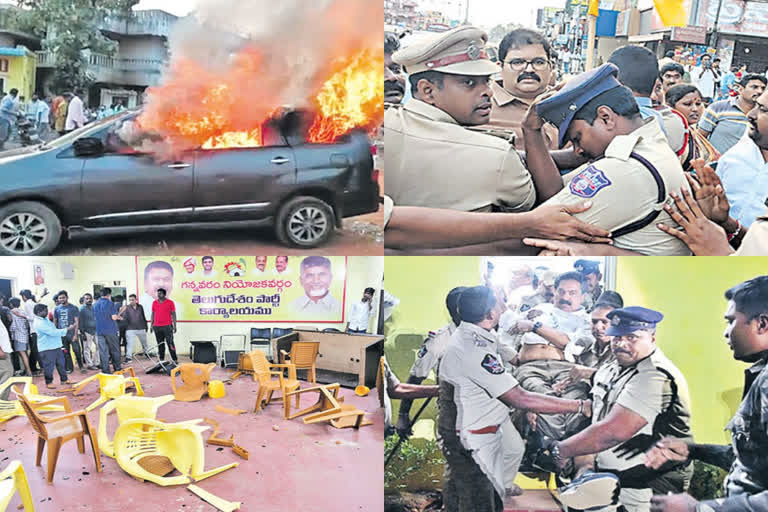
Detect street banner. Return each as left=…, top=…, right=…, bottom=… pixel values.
left=135, top=256, right=347, bottom=323
left=653, top=0, right=687, bottom=27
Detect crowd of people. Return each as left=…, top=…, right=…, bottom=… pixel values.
left=0, top=285, right=177, bottom=395
left=382, top=26, right=768, bottom=256
left=385, top=263, right=768, bottom=512
left=0, top=88, right=128, bottom=148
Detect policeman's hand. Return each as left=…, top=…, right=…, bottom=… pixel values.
left=688, top=160, right=729, bottom=225
left=553, top=364, right=592, bottom=393
left=528, top=202, right=612, bottom=243
left=582, top=399, right=592, bottom=418
left=644, top=437, right=690, bottom=470
left=526, top=412, right=538, bottom=430
left=658, top=189, right=734, bottom=255
left=650, top=493, right=699, bottom=512
left=522, top=238, right=596, bottom=256
left=513, top=320, right=534, bottom=334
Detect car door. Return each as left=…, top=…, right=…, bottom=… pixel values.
left=78, top=118, right=195, bottom=227
left=192, top=140, right=297, bottom=223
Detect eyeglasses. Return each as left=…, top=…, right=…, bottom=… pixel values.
left=505, top=58, right=550, bottom=71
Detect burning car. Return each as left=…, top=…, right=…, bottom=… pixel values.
left=0, top=107, right=379, bottom=255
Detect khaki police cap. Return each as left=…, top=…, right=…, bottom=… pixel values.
left=392, top=25, right=500, bottom=76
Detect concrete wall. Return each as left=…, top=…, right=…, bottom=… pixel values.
left=0, top=256, right=384, bottom=356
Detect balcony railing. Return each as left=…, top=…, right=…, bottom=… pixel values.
left=37, top=51, right=165, bottom=73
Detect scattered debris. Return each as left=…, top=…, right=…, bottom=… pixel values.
left=204, top=418, right=234, bottom=447
left=187, top=484, right=241, bottom=512
left=231, top=445, right=249, bottom=460
left=214, top=405, right=246, bottom=415
left=272, top=425, right=280, bottom=431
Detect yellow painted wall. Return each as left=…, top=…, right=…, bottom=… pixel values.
left=384, top=256, right=765, bottom=445
left=3, top=53, right=37, bottom=99
left=0, top=256, right=384, bottom=354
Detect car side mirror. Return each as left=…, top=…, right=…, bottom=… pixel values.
left=73, top=137, right=105, bottom=157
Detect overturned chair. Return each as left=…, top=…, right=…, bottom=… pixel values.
left=0, top=461, right=34, bottom=512
left=284, top=383, right=372, bottom=429
left=97, top=394, right=175, bottom=458
left=112, top=418, right=238, bottom=486
left=0, top=377, right=64, bottom=423
left=170, top=363, right=216, bottom=402
left=73, top=368, right=144, bottom=412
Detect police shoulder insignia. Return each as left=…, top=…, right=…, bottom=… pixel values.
left=417, top=345, right=428, bottom=358
left=481, top=354, right=504, bottom=375
left=569, top=165, right=612, bottom=199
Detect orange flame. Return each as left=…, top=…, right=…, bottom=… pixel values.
left=138, top=45, right=382, bottom=152
left=309, top=48, right=384, bottom=143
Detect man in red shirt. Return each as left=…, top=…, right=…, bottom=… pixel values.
left=151, top=288, right=177, bottom=362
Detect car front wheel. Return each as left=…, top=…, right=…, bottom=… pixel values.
left=275, top=196, right=336, bottom=248
left=0, top=201, right=62, bottom=255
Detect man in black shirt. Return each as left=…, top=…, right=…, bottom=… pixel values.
left=648, top=275, right=768, bottom=512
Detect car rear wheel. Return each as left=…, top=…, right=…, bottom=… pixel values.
left=275, top=196, right=335, bottom=248
left=0, top=201, right=62, bottom=255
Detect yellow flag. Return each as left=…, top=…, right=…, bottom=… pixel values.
left=588, top=0, right=599, bottom=17
left=653, top=0, right=687, bottom=27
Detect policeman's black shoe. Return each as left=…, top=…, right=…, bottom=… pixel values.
left=557, top=471, right=620, bottom=511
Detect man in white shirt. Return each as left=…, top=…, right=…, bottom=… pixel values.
left=693, top=54, right=717, bottom=101
left=201, top=255, right=216, bottom=278
left=251, top=256, right=267, bottom=276
left=347, top=287, right=375, bottom=333
left=273, top=255, right=290, bottom=275
left=64, top=91, right=86, bottom=132
left=0, top=321, right=13, bottom=399
left=292, top=256, right=340, bottom=316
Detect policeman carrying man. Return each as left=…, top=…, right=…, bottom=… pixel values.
left=384, top=25, right=536, bottom=212
left=534, top=306, right=693, bottom=512
left=521, top=63, right=693, bottom=256
left=439, top=285, right=592, bottom=511
left=397, top=286, right=465, bottom=437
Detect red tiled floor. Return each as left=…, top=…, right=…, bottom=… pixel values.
left=1, top=365, right=384, bottom=511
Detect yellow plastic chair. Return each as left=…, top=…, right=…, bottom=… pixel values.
left=0, top=377, right=64, bottom=423
left=0, top=461, right=34, bottom=512
left=248, top=351, right=300, bottom=412
left=284, top=383, right=372, bottom=428
left=279, top=341, right=320, bottom=383
left=97, top=395, right=175, bottom=458
left=170, top=363, right=216, bottom=402
left=73, top=369, right=144, bottom=412
left=112, top=418, right=238, bottom=486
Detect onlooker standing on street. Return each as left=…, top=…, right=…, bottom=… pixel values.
left=35, top=96, right=50, bottom=140
left=53, top=290, right=85, bottom=374
left=53, top=94, right=67, bottom=136
left=712, top=57, right=723, bottom=99
left=78, top=293, right=99, bottom=370
left=560, top=46, right=571, bottom=75
left=151, top=288, right=177, bottom=363
left=0, top=295, right=15, bottom=373
left=0, top=321, right=13, bottom=399
left=347, top=287, right=375, bottom=334
left=721, top=66, right=739, bottom=98
left=8, top=298, right=31, bottom=376
left=699, top=73, right=767, bottom=154
left=693, top=54, right=717, bottom=103
left=120, top=294, right=149, bottom=362
left=93, top=287, right=122, bottom=374
left=0, top=88, right=18, bottom=147
left=33, top=303, right=75, bottom=389
left=64, top=90, right=86, bottom=133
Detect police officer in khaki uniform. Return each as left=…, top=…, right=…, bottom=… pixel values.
left=535, top=307, right=693, bottom=512
left=575, top=259, right=604, bottom=312
left=524, top=63, right=693, bottom=255
left=384, top=25, right=536, bottom=212
left=396, top=286, right=464, bottom=437
left=439, top=286, right=590, bottom=511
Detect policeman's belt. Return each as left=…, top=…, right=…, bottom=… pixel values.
left=611, top=152, right=666, bottom=239
left=458, top=424, right=500, bottom=435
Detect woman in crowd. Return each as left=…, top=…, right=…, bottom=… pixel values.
left=665, top=84, right=720, bottom=172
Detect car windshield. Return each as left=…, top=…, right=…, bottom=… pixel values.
left=39, top=109, right=138, bottom=150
